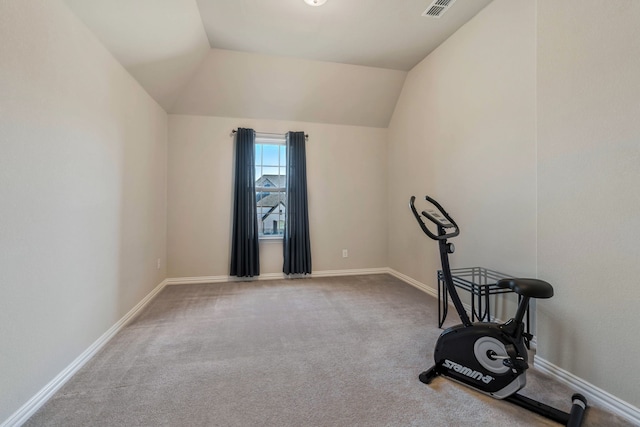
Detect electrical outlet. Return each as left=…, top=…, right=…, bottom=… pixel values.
left=342, top=249, right=348, bottom=258
left=157, top=258, right=161, bottom=269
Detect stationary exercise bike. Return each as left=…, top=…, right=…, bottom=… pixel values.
left=410, top=195, right=587, bottom=427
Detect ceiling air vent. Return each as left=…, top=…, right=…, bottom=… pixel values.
left=422, top=0, right=457, bottom=18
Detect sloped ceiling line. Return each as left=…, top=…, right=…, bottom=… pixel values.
left=64, top=0, right=492, bottom=127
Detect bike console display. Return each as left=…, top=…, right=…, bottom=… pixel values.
left=410, top=195, right=459, bottom=240
left=422, top=208, right=454, bottom=228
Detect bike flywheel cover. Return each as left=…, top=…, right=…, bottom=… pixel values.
left=473, top=336, right=511, bottom=374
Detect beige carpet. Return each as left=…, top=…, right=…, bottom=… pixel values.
left=25, top=274, right=632, bottom=426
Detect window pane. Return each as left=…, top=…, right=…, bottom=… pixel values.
left=255, top=144, right=262, bottom=164
left=263, top=144, right=279, bottom=166
left=262, top=166, right=279, bottom=176
left=255, top=140, right=287, bottom=238
left=256, top=192, right=285, bottom=235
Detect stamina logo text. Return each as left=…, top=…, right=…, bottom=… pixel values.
left=443, top=359, right=494, bottom=384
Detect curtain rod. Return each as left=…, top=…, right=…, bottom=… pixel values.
left=231, top=129, right=308, bottom=139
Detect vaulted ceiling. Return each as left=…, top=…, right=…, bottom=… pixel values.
left=64, top=0, right=492, bottom=127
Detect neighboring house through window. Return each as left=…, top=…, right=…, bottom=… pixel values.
left=255, top=135, right=286, bottom=238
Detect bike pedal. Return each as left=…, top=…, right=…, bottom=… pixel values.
left=503, top=358, right=529, bottom=371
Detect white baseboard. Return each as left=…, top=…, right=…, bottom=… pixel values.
left=165, top=274, right=232, bottom=285
left=387, top=268, right=439, bottom=299
left=165, top=267, right=390, bottom=286
left=534, top=356, right=640, bottom=425
left=2, top=279, right=168, bottom=427
left=309, top=267, right=389, bottom=277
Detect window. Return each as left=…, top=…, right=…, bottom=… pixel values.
left=255, top=135, right=286, bottom=238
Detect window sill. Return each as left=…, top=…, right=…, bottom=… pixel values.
left=259, top=236, right=283, bottom=242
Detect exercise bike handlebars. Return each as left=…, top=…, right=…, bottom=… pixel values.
left=410, top=196, right=460, bottom=240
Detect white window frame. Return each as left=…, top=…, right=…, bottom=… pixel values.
left=255, top=134, right=287, bottom=240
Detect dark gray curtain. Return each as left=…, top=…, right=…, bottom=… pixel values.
left=283, top=131, right=312, bottom=275
left=230, top=128, right=260, bottom=277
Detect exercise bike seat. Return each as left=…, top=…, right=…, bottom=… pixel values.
left=496, top=278, right=554, bottom=299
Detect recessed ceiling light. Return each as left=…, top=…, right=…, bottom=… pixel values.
left=304, top=0, right=327, bottom=6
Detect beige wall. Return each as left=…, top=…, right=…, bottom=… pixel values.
left=387, top=0, right=537, bottom=301
left=168, top=115, right=388, bottom=278
left=388, top=0, right=640, bottom=412
left=0, top=0, right=167, bottom=421
left=536, top=0, right=640, bottom=408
